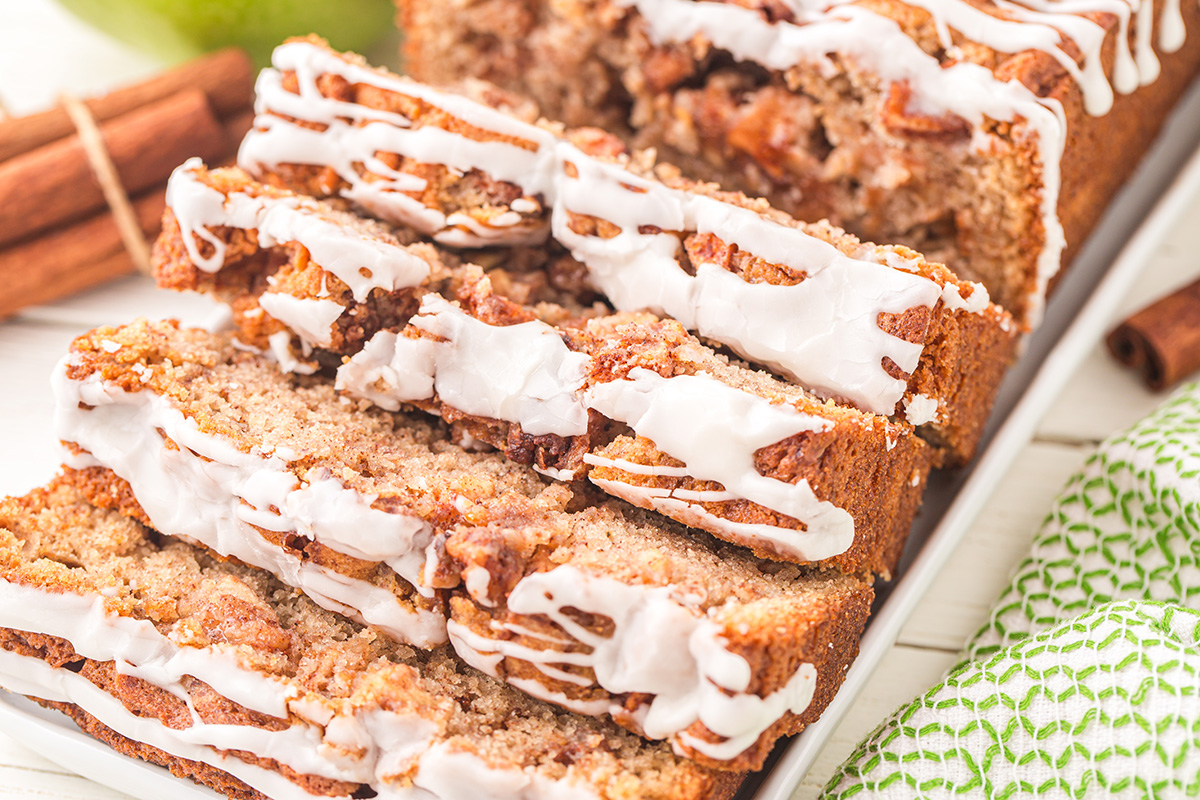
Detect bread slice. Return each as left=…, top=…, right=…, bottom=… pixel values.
left=54, top=318, right=874, bottom=769
left=433, top=505, right=872, bottom=770
left=0, top=479, right=745, bottom=799
left=337, top=272, right=931, bottom=575
left=155, top=159, right=604, bottom=375
left=221, top=37, right=1017, bottom=465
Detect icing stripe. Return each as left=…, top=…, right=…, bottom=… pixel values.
left=583, top=368, right=853, bottom=553
left=334, top=296, right=592, bottom=438
left=166, top=158, right=433, bottom=305
left=446, top=564, right=819, bottom=760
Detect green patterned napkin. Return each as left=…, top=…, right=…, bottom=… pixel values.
left=967, top=382, right=1200, bottom=662
left=821, top=382, right=1200, bottom=798
left=822, top=601, right=1200, bottom=798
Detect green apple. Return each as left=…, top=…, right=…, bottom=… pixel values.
left=56, top=0, right=398, bottom=67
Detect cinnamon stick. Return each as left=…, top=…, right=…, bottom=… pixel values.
left=0, top=89, right=229, bottom=250
left=0, top=110, right=251, bottom=319
left=1107, top=276, right=1200, bottom=390
left=0, top=188, right=165, bottom=319
left=0, top=48, right=253, bottom=163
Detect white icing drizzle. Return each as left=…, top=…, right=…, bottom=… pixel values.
left=52, top=361, right=448, bottom=647
left=0, top=636, right=596, bottom=798
left=1162, top=0, right=1187, bottom=50
left=267, top=330, right=319, bottom=375
left=335, top=329, right=437, bottom=408
left=904, top=0, right=1118, bottom=114
left=590, top=476, right=842, bottom=561
left=580, top=453, right=691, bottom=477
left=532, top=465, right=578, bottom=481
left=408, top=295, right=590, bottom=436
left=444, top=565, right=818, bottom=760
left=166, top=158, right=434, bottom=304
left=585, top=368, right=854, bottom=559
left=940, top=280, right=991, bottom=313
left=463, top=566, right=493, bottom=607
left=0, top=580, right=296, bottom=720
left=239, top=42, right=555, bottom=247
left=335, top=294, right=591, bottom=437
left=407, top=744, right=598, bottom=800
left=237, top=39, right=960, bottom=416
left=0, top=649, right=336, bottom=800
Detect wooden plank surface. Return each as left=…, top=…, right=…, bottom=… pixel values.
left=0, top=729, right=130, bottom=799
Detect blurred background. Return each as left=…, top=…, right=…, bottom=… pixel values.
left=0, top=0, right=400, bottom=117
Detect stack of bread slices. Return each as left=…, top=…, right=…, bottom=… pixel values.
left=0, top=38, right=1018, bottom=799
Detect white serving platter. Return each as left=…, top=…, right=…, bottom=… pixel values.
left=1, top=78, right=1199, bottom=800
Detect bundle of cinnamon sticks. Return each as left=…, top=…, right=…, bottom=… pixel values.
left=0, top=49, right=255, bottom=318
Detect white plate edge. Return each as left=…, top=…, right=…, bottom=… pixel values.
left=0, top=689, right=220, bottom=800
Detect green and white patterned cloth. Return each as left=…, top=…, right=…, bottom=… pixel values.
left=822, top=383, right=1200, bottom=799
left=966, top=383, right=1200, bottom=663
left=822, top=601, right=1200, bottom=798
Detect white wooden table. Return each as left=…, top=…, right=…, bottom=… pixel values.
left=3, top=4, right=1200, bottom=799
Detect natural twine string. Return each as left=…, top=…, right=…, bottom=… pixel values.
left=59, top=92, right=153, bottom=275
